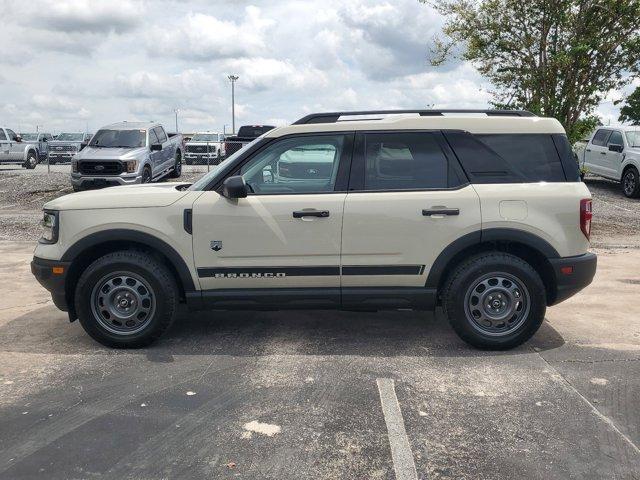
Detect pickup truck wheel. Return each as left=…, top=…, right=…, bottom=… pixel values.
left=142, top=166, right=152, bottom=183
left=23, top=151, right=37, bottom=169
left=169, top=151, right=182, bottom=178
left=75, top=250, right=178, bottom=348
left=622, top=167, right=640, bottom=198
left=442, top=252, right=546, bottom=350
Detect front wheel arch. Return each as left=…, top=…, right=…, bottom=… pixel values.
left=61, top=230, right=196, bottom=320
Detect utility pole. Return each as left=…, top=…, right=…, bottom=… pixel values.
left=173, top=108, right=180, bottom=133
left=227, top=75, right=239, bottom=134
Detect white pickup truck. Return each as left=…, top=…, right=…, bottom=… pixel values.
left=575, top=125, right=640, bottom=197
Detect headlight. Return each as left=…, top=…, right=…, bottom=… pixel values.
left=72, top=159, right=78, bottom=173
left=40, top=211, right=59, bottom=244
left=124, top=160, right=138, bottom=173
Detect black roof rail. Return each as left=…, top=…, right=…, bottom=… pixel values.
left=292, top=109, right=537, bottom=125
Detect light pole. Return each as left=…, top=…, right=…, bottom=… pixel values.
left=228, top=75, right=239, bottom=134
left=173, top=108, right=180, bottom=133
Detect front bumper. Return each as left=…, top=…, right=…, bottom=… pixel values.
left=48, top=153, right=75, bottom=162
left=71, top=173, right=142, bottom=189
left=548, top=252, right=597, bottom=305
left=31, top=257, right=71, bottom=311
left=184, top=153, right=220, bottom=164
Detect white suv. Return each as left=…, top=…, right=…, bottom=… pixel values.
left=31, top=110, right=597, bottom=350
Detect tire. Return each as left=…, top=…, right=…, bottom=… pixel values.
left=74, top=250, right=178, bottom=348
left=141, top=166, right=152, bottom=183
left=622, top=167, right=640, bottom=198
left=442, top=252, right=546, bottom=350
left=185, top=157, right=193, bottom=165
left=23, top=151, right=37, bottom=169
left=72, top=186, right=83, bottom=192
left=169, top=150, right=182, bottom=178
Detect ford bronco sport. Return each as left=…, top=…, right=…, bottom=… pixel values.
left=31, top=110, right=597, bottom=349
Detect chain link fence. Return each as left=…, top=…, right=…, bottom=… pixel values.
left=183, top=140, right=248, bottom=172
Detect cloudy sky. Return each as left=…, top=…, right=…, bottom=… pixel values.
left=0, top=0, right=631, bottom=134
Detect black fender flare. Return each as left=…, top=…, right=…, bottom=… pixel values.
left=425, top=228, right=559, bottom=289
left=61, top=229, right=196, bottom=291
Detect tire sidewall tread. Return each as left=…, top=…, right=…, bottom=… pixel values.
left=442, top=252, right=546, bottom=350
left=75, top=250, right=178, bottom=348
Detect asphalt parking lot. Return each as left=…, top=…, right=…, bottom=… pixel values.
left=1, top=165, right=640, bottom=479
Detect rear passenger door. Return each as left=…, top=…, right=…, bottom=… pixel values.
left=585, top=129, right=611, bottom=176
left=604, top=130, right=624, bottom=178
left=340, top=131, right=481, bottom=307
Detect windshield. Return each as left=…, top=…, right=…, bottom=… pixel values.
left=20, top=133, right=38, bottom=141
left=191, top=134, right=219, bottom=142
left=189, top=138, right=262, bottom=191
left=625, top=131, right=640, bottom=148
left=90, top=129, right=146, bottom=148
left=57, top=133, right=85, bottom=141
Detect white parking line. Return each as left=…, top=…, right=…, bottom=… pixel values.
left=376, top=378, right=419, bottom=480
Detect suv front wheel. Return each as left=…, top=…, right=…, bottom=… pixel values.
left=442, top=252, right=546, bottom=350
left=75, top=250, right=178, bottom=348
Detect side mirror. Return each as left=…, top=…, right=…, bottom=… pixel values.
left=150, top=143, right=162, bottom=151
left=608, top=143, right=624, bottom=153
left=15, top=135, right=22, bottom=142
left=222, top=175, right=248, bottom=199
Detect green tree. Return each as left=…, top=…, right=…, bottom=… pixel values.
left=617, top=87, right=640, bottom=125
left=425, top=0, right=640, bottom=142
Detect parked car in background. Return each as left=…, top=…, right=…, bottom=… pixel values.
left=19, top=132, right=53, bottom=163
left=0, top=127, right=42, bottom=169
left=71, top=122, right=182, bottom=191
left=575, top=125, right=640, bottom=198
left=48, top=132, right=93, bottom=164
left=224, top=125, right=275, bottom=157
left=184, top=131, right=225, bottom=165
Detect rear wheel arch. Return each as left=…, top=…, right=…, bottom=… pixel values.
left=427, top=229, right=558, bottom=305
left=61, top=230, right=195, bottom=319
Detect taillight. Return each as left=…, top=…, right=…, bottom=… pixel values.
left=580, top=199, right=592, bottom=240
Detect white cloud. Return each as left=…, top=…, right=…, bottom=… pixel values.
left=29, top=0, right=142, bottom=33
left=146, top=6, right=275, bottom=61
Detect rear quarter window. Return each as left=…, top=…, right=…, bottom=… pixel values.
left=475, top=134, right=566, bottom=182
left=444, top=132, right=570, bottom=183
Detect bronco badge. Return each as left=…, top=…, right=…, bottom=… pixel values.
left=210, top=240, right=223, bottom=251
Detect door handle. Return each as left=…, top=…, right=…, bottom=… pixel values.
left=422, top=208, right=459, bottom=216
left=293, top=210, right=330, bottom=218
left=586, top=149, right=591, bottom=152
left=600, top=152, right=607, bottom=155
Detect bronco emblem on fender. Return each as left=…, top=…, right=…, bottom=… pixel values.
left=210, top=240, right=223, bottom=251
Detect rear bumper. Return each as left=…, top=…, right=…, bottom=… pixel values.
left=548, top=252, right=597, bottom=305
left=31, top=257, right=71, bottom=311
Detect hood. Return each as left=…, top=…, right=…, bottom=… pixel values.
left=75, top=146, right=148, bottom=161
left=44, top=183, right=191, bottom=211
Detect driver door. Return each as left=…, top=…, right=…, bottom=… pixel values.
left=192, top=133, right=353, bottom=302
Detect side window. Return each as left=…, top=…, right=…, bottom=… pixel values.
left=154, top=127, right=167, bottom=143
left=475, top=134, right=566, bottom=182
left=0, top=129, right=6, bottom=141
left=363, top=132, right=450, bottom=190
left=7, top=129, right=18, bottom=141
left=592, top=129, right=611, bottom=146
left=608, top=131, right=624, bottom=146
left=148, top=129, right=159, bottom=145
left=239, top=135, right=346, bottom=194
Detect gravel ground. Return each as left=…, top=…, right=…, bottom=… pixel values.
left=1, top=166, right=639, bottom=245
left=0, top=165, right=208, bottom=241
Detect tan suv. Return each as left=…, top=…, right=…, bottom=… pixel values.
left=31, top=109, right=597, bottom=349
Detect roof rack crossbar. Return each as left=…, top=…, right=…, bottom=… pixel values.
left=292, top=109, right=537, bottom=125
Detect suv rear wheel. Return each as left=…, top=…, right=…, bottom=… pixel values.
left=442, top=252, right=546, bottom=350
left=622, top=167, right=640, bottom=198
left=74, top=250, right=178, bottom=348
left=169, top=150, right=182, bottom=178
left=23, top=151, right=37, bottom=169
